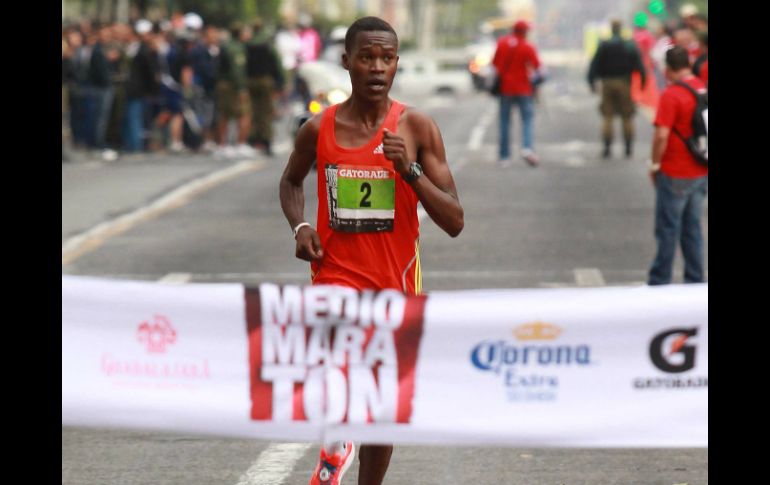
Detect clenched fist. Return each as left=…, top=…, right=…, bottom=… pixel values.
left=382, top=128, right=410, bottom=176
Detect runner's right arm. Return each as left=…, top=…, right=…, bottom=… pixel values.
left=279, top=115, right=324, bottom=261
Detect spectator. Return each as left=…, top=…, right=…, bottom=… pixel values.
left=159, top=29, right=195, bottom=153
left=89, top=24, right=118, bottom=160
left=62, top=29, right=75, bottom=160
left=68, top=28, right=91, bottom=149
left=650, top=20, right=676, bottom=91
left=104, top=23, right=131, bottom=153
left=122, top=19, right=159, bottom=152
left=679, top=4, right=699, bottom=30
left=692, top=31, right=708, bottom=87
left=190, top=24, right=221, bottom=153
left=588, top=19, right=646, bottom=159
left=646, top=46, right=708, bottom=286
left=274, top=21, right=302, bottom=104
left=673, top=27, right=700, bottom=62
left=321, top=26, right=347, bottom=66
left=690, top=13, right=708, bottom=34
left=215, top=22, right=255, bottom=158
left=297, top=13, right=321, bottom=64
left=246, top=19, right=284, bottom=156
left=492, top=19, right=543, bottom=168
left=295, top=12, right=321, bottom=108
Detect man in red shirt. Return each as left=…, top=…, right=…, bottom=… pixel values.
left=492, top=20, right=543, bottom=167
left=647, top=46, right=708, bottom=285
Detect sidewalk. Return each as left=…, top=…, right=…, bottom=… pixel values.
left=61, top=150, right=263, bottom=243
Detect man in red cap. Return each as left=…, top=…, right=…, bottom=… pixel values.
left=492, top=19, right=543, bottom=167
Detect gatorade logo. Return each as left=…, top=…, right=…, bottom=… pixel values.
left=245, top=284, right=427, bottom=424
left=338, top=168, right=390, bottom=179
left=649, top=327, right=698, bottom=373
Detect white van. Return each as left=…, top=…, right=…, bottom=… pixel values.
left=393, top=49, right=474, bottom=96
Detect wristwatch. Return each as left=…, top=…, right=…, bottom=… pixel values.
left=403, top=162, right=423, bottom=183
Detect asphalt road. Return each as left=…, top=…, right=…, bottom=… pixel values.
left=62, top=60, right=708, bottom=485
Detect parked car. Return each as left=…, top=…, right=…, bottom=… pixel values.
left=392, top=49, right=474, bottom=96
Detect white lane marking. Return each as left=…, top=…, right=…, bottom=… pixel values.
left=574, top=268, right=606, bottom=287
left=62, top=160, right=265, bottom=265
left=467, top=126, right=485, bottom=151
left=157, top=273, right=192, bottom=284
left=466, top=105, right=496, bottom=151
left=234, top=442, right=312, bottom=485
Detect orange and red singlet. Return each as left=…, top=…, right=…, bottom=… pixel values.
left=311, top=100, right=422, bottom=295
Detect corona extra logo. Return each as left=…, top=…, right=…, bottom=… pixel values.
left=513, top=322, right=562, bottom=341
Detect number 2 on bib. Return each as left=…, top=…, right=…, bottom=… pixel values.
left=326, top=164, right=395, bottom=233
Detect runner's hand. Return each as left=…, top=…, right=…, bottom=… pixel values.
left=382, top=129, right=409, bottom=176
left=295, top=226, right=323, bottom=261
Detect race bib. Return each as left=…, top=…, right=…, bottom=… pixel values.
left=326, top=163, right=395, bottom=233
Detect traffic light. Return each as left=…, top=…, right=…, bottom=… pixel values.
left=634, top=11, right=649, bottom=28
left=649, top=0, right=666, bottom=16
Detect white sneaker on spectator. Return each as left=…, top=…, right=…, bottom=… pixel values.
left=215, top=145, right=236, bottom=159
left=235, top=143, right=257, bottom=158
left=169, top=141, right=186, bottom=154
left=521, top=148, right=539, bottom=167
left=101, top=149, right=118, bottom=162
left=497, top=158, right=512, bottom=168
left=201, top=141, right=217, bottom=153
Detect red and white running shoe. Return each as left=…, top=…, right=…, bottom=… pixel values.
left=308, top=441, right=355, bottom=485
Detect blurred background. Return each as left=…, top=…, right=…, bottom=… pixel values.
left=61, top=0, right=708, bottom=161
left=61, top=0, right=708, bottom=49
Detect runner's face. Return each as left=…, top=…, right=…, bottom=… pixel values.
left=344, top=31, right=398, bottom=100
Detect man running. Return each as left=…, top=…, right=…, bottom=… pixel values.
left=279, top=16, right=464, bottom=485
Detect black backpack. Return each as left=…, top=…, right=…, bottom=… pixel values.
left=673, top=81, right=708, bottom=167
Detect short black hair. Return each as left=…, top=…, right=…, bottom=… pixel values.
left=665, top=46, right=690, bottom=71
left=610, top=19, right=622, bottom=35
left=344, top=16, right=398, bottom=54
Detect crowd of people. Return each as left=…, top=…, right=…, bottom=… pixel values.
left=587, top=3, right=708, bottom=287
left=588, top=3, right=708, bottom=161
left=61, top=11, right=332, bottom=161
left=489, top=3, right=708, bottom=289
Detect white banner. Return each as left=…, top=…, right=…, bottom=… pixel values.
left=62, top=276, right=707, bottom=447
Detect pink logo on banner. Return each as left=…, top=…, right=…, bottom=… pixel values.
left=137, top=315, right=177, bottom=353
left=245, top=285, right=427, bottom=424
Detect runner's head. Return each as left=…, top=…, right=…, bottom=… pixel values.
left=343, top=17, right=399, bottom=101
left=344, top=16, right=398, bottom=55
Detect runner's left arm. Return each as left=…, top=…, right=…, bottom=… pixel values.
left=382, top=111, right=464, bottom=237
